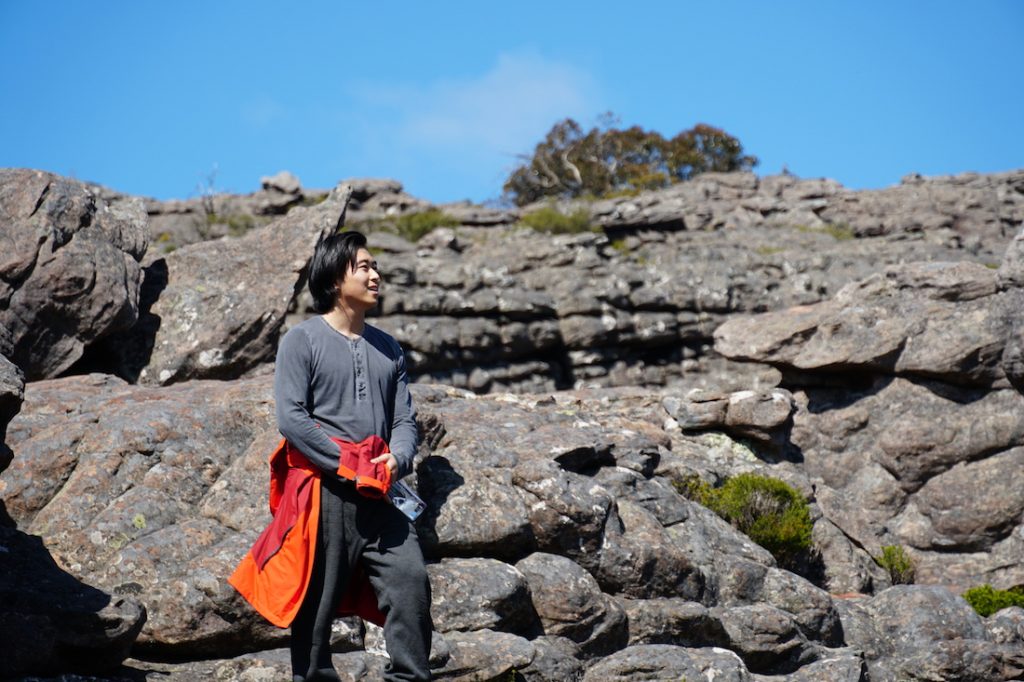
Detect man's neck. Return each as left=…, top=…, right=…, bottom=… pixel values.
left=323, top=305, right=365, bottom=338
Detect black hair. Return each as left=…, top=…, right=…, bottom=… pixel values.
left=308, top=231, right=368, bottom=313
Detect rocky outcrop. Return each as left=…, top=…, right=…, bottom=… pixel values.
left=5, top=168, right=1024, bottom=680
left=0, top=169, right=149, bottom=380
left=367, top=221, right=982, bottom=394
left=714, top=258, right=1024, bottom=592
left=134, top=174, right=430, bottom=256
left=1, top=373, right=279, bottom=658
left=587, top=170, right=1024, bottom=248
left=12, top=168, right=1021, bottom=395
left=356, top=169, right=1022, bottom=394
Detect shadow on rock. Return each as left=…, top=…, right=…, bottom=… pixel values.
left=801, top=374, right=894, bottom=414
left=64, top=258, right=168, bottom=382
left=0, top=526, right=147, bottom=679
left=414, top=456, right=466, bottom=559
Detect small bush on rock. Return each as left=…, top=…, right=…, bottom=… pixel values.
left=673, top=473, right=714, bottom=505
left=391, top=209, right=460, bottom=242
left=356, top=209, right=460, bottom=243
left=874, top=544, right=916, bottom=585
left=520, top=205, right=593, bottom=234
left=677, top=472, right=813, bottom=569
left=962, top=584, right=1024, bottom=617
left=207, top=211, right=260, bottom=236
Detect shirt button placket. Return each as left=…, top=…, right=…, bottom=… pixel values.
left=354, top=340, right=367, bottom=402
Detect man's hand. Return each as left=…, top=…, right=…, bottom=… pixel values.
left=372, top=452, right=398, bottom=477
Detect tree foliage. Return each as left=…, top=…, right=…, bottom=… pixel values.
left=504, top=115, right=758, bottom=206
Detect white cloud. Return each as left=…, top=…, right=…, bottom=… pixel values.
left=241, top=96, right=286, bottom=130
left=349, top=50, right=600, bottom=168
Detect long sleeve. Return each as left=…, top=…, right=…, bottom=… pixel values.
left=388, top=347, right=419, bottom=479
left=274, top=327, right=341, bottom=477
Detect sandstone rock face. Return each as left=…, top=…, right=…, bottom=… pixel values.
left=366, top=221, right=985, bottom=395
left=102, top=185, right=353, bottom=385
left=10, top=363, right=1017, bottom=680
left=715, top=261, right=1013, bottom=387
left=0, top=169, right=148, bottom=380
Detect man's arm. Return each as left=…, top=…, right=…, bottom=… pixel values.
left=387, top=348, right=419, bottom=479
left=274, top=327, right=342, bottom=476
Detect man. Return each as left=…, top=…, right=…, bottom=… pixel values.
left=231, top=231, right=431, bottom=681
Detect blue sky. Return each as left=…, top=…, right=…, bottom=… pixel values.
left=2, top=1, right=1022, bottom=205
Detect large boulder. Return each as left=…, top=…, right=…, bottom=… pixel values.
left=426, top=557, right=539, bottom=634
left=581, top=644, right=750, bottom=682
left=0, top=373, right=280, bottom=657
left=417, top=458, right=536, bottom=561
left=715, top=261, right=1013, bottom=388
left=0, top=168, right=148, bottom=379
left=106, top=184, right=353, bottom=384
left=840, top=586, right=1024, bottom=682
left=711, top=603, right=819, bottom=674
left=515, top=552, right=628, bottom=658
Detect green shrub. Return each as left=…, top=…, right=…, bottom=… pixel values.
left=299, top=192, right=329, bottom=207
left=206, top=212, right=259, bottom=236
left=609, top=237, right=632, bottom=255
left=390, top=209, right=460, bottom=242
left=794, top=222, right=854, bottom=241
left=520, top=205, right=593, bottom=234
left=357, top=209, right=459, bottom=243
left=602, top=187, right=642, bottom=199
left=874, top=545, right=916, bottom=585
left=962, top=584, right=1024, bottom=617
left=679, top=472, right=813, bottom=569
left=672, top=474, right=714, bottom=505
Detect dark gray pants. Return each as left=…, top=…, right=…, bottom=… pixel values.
left=290, top=475, right=432, bottom=681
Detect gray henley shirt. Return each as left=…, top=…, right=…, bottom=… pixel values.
left=274, top=316, right=419, bottom=479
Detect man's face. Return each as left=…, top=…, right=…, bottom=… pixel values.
left=337, top=247, right=381, bottom=311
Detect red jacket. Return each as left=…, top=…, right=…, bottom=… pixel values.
left=229, top=438, right=388, bottom=628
